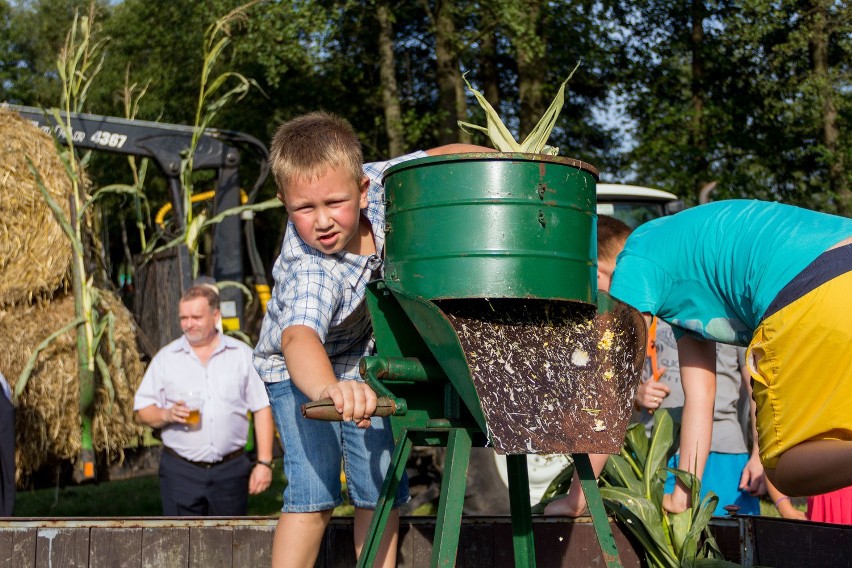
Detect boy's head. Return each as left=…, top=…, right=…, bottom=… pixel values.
left=596, top=215, right=632, bottom=292
left=269, top=111, right=365, bottom=194
left=269, top=112, right=371, bottom=255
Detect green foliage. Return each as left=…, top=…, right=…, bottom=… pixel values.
left=539, top=411, right=738, bottom=567
left=600, top=412, right=735, bottom=568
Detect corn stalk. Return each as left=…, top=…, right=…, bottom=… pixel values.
left=175, top=1, right=263, bottom=278
left=121, top=66, right=153, bottom=251
left=55, top=6, right=107, bottom=398
left=21, top=4, right=118, bottom=479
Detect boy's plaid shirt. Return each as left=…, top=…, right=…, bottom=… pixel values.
left=253, top=151, right=427, bottom=383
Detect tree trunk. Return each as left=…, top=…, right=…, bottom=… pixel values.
left=690, top=0, right=711, bottom=199
left=510, top=0, right=547, bottom=138
left=806, top=0, right=849, bottom=214
left=376, top=2, right=405, bottom=157
left=429, top=1, right=469, bottom=144
left=480, top=13, right=501, bottom=113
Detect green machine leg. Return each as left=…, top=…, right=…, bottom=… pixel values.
left=358, top=432, right=414, bottom=568
left=506, top=454, right=536, bottom=567
left=574, top=453, right=623, bottom=568
left=432, top=428, right=473, bottom=567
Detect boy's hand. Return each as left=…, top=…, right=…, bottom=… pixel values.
left=319, top=381, right=377, bottom=428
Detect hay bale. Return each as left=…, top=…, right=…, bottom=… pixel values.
left=0, top=108, right=72, bottom=307
left=0, top=289, right=145, bottom=483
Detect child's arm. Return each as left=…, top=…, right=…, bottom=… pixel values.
left=664, top=334, right=716, bottom=513
left=281, top=324, right=376, bottom=428
left=739, top=364, right=767, bottom=497
left=767, top=478, right=806, bottom=520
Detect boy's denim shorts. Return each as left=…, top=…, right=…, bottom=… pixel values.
left=265, top=379, right=409, bottom=512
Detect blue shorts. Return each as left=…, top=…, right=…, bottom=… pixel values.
left=665, top=452, right=760, bottom=515
left=265, top=380, right=409, bottom=512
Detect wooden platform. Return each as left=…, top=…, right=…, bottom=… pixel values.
left=0, top=516, right=641, bottom=568
left=2, top=515, right=852, bottom=567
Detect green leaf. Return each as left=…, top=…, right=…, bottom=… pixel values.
left=668, top=508, right=692, bottom=558
left=600, top=486, right=678, bottom=568
left=602, top=454, right=643, bottom=494
left=645, top=409, right=675, bottom=497
left=200, top=197, right=283, bottom=228
left=623, top=422, right=650, bottom=472
left=15, top=318, right=85, bottom=404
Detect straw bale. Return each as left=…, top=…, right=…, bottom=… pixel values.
left=0, top=108, right=72, bottom=307
left=0, top=289, right=145, bottom=483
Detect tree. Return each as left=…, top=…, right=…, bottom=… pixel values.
left=376, top=0, right=406, bottom=155
left=609, top=0, right=850, bottom=210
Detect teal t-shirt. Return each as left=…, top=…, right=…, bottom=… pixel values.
left=609, top=200, right=852, bottom=346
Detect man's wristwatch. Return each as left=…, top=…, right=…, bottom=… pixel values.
left=256, top=459, right=274, bottom=470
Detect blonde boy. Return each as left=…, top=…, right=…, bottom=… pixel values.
left=253, top=112, right=489, bottom=567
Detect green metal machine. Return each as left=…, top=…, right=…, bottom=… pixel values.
left=305, top=153, right=646, bottom=567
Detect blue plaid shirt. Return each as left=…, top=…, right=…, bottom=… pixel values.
left=253, top=151, right=427, bottom=383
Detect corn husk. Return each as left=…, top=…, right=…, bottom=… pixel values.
left=458, top=61, right=581, bottom=155
left=0, top=108, right=73, bottom=307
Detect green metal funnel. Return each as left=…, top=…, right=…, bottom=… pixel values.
left=383, top=153, right=598, bottom=303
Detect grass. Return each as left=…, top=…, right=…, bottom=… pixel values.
left=14, top=458, right=287, bottom=517
left=12, top=457, right=417, bottom=518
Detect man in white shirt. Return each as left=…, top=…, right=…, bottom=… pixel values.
left=134, top=284, right=274, bottom=515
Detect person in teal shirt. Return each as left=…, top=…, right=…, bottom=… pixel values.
left=610, top=199, right=852, bottom=513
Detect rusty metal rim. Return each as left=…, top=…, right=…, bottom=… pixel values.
left=383, top=152, right=601, bottom=181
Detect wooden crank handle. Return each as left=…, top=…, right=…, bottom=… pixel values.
left=301, top=397, right=397, bottom=421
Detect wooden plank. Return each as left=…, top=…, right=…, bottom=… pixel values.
left=0, top=527, right=37, bottom=568
left=90, top=527, right=143, bottom=568
left=141, top=527, right=189, bottom=568
left=398, top=523, right=435, bottom=567
left=320, top=521, right=355, bottom=568
left=753, top=518, right=852, bottom=568
left=456, top=523, right=496, bottom=568
left=35, top=527, right=89, bottom=568
left=189, top=526, right=232, bottom=568
left=232, top=525, right=274, bottom=567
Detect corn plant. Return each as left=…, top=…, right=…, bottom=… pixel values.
left=150, top=0, right=281, bottom=279
left=458, top=61, right=580, bottom=155
left=538, top=411, right=740, bottom=567
left=22, top=4, right=127, bottom=478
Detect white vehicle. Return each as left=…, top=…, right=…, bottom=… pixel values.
left=595, top=183, right=683, bottom=228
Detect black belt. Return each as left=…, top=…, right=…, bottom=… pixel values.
left=163, top=446, right=245, bottom=468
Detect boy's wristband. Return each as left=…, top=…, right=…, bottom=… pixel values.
left=256, top=459, right=274, bottom=470
left=774, top=496, right=790, bottom=508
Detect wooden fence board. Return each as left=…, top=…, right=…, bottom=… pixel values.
left=320, top=521, right=356, bottom=567
left=189, top=526, right=232, bottom=568
left=232, top=525, right=274, bottom=567
left=398, top=523, right=435, bottom=567
left=140, top=527, right=188, bottom=568
left=35, top=527, right=89, bottom=568
left=0, top=527, right=36, bottom=568
left=90, top=527, right=142, bottom=568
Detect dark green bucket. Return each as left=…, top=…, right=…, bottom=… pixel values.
left=382, top=153, right=599, bottom=303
